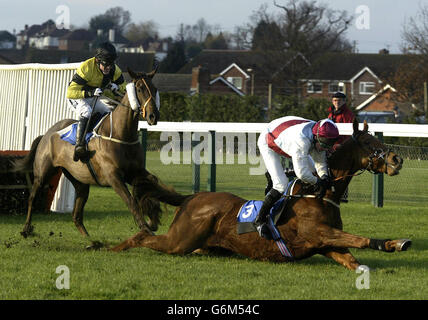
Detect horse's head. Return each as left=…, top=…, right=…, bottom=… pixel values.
left=125, top=67, right=160, bottom=125
left=351, top=119, right=403, bottom=176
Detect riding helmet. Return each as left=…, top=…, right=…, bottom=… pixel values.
left=312, top=119, right=339, bottom=147
left=95, top=42, right=117, bottom=66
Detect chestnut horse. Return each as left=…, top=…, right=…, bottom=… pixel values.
left=13, top=68, right=186, bottom=238
left=112, top=119, right=411, bottom=270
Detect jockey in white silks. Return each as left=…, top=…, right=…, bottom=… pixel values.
left=255, top=116, right=340, bottom=239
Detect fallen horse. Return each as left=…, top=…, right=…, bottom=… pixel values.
left=112, top=119, right=411, bottom=270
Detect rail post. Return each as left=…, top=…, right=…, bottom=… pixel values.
left=192, top=136, right=200, bottom=193
left=372, top=132, right=384, bottom=207
left=207, top=130, right=216, bottom=192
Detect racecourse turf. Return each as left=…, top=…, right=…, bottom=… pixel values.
left=0, top=151, right=427, bottom=300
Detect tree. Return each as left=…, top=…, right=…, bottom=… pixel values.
left=159, top=41, right=187, bottom=73
left=89, top=7, right=131, bottom=35
left=204, top=32, right=229, bottom=50
left=237, top=0, right=353, bottom=96
left=402, top=3, right=428, bottom=58
left=125, top=21, right=159, bottom=43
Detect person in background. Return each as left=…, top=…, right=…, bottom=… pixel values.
left=328, top=91, right=355, bottom=202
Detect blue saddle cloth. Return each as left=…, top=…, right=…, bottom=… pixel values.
left=60, top=122, right=93, bottom=145
left=59, top=112, right=107, bottom=145
left=236, top=182, right=295, bottom=259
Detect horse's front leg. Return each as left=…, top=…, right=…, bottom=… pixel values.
left=108, top=173, right=148, bottom=231
left=307, top=224, right=411, bottom=254
left=321, top=248, right=361, bottom=270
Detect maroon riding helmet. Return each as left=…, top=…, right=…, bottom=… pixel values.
left=312, top=119, right=340, bottom=148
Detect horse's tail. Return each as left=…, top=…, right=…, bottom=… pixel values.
left=10, top=135, right=43, bottom=172
left=133, top=173, right=191, bottom=206
left=132, top=172, right=192, bottom=231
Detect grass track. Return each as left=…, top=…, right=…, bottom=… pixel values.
left=0, top=151, right=427, bottom=300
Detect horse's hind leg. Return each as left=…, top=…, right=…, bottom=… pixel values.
left=112, top=208, right=218, bottom=254
left=21, top=178, right=41, bottom=237
left=21, top=165, right=57, bottom=237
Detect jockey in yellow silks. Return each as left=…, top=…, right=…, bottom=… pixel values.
left=66, top=41, right=126, bottom=162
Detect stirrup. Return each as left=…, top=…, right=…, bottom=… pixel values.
left=256, top=223, right=273, bottom=240
left=74, top=145, right=88, bottom=162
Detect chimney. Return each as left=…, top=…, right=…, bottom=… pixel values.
left=379, top=48, right=389, bottom=55
left=109, top=29, right=115, bottom=43
left=191, top=66, right=210, bottom=93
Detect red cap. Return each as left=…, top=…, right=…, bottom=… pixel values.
left=312, top=119, right=339, bottom=146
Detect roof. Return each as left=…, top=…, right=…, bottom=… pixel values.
left=0, top=31, right=16, bottom=42
left=177, top=50, right=261, bottom=75
left=152, top=73, right=192, bottom=93
left=305, top=52, right=409, bottom=80
left=60, top=29, right=95, bottom=41
left=209, top=76, right=245, bottom=96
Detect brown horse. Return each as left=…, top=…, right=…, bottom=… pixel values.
left=13, top=68, right=186, bottom=238
left=111, top=119, right=411, bottom=270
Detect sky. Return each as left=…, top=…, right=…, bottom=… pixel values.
left=1, top=0, right=426, bottom=53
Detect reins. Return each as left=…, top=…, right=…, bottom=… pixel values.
left=89, top=78, right=155, bottom=145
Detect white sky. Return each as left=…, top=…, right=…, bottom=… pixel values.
left=2, top=0, right=426, bottom=53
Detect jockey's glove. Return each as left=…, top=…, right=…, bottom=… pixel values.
left=110, top=83, right=119, bottom=92
left=93, top=88, right=103, bottom=96
left=314, top=177, right=331, bottom=199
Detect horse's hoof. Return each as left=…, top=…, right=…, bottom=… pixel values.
left=395, top=239, right=412, bottom=251
left=85, top=240, right=104, bottom=250
left=21, top=225, right=34, bottom=238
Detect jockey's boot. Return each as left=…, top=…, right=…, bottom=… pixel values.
left=73, top=117, right=89, bottom=162
left=284, top=168, right=296, bottom=178
left=254, top=188, right=282, bottom=240
left=264, top=171, right=273, bottom=195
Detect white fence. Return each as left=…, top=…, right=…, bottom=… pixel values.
left=1, top=63, right=427, bottom=212
left=139, top=121, right=428, bottom=137
left=0, top=63, right=80, bottom=212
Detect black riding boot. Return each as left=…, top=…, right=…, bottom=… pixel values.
left=254, top=188, right=282, bottom=239
left=73, top=117, right=89, bottom=162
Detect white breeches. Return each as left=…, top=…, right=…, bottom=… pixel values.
left=68, top=97, right=114, bottom=120
left=258, top=130, right=316, bottom=193
left=258, top=131, right=289, bottom=193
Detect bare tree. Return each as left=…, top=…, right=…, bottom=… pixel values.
left=402, top=3, right=428, bottom=58
left=125, top=21, right=159, bottom=42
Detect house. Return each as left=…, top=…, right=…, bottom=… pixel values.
left=0, top=31, right=16, bottom=49
left=178, top=50, right=265, bottom=96
left=24, top=20, right=70, bottom=50
left=355, top=84, right=424, bottom=123
left=300, top=51, right=407, bottom=106
left=59, top=29, right=95, bottom=51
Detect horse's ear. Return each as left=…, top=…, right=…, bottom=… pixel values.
left=353, top=118, right=359, bottom=134
left=363, top=120, right=368, bottom=132
left=146, top=65, right=158, bottom=79
left=127, top=67, right=139, bottom=80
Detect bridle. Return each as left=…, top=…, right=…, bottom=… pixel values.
left=332, top=131, right=392, bottom=181
left=135, top=77, right=156, bottom=118
left=111, top=77, right=158, bottom=119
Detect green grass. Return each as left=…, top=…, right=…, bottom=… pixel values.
left=0, top=151, right=427, bottom=300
